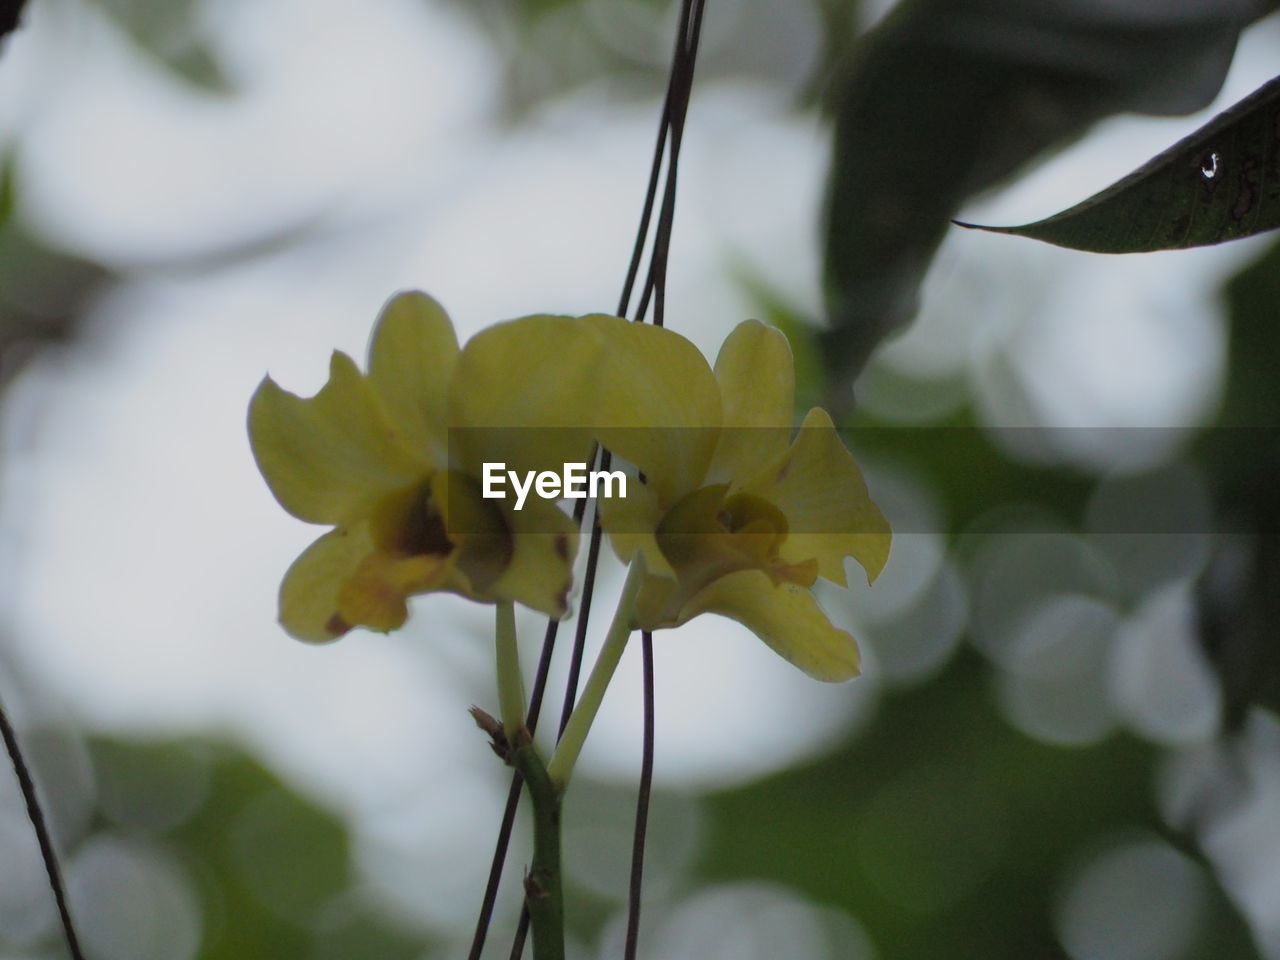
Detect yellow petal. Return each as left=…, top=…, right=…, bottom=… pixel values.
left=449, top=314, right=603, bottom=478
left=586, top=315, right=721, bottom=506
left=249, top=352, right=429, bottom=525
left=491, top=497, right=579, bottom=618
left=707, top=320, right=794, bottom=484
left=677, top=570, right=861, bottom=682
left=279, top=524, right=377, bottom=642
left=597, top=478, right=675, bottom=578
left=337, top=551, right=455, bottom=633
left=742, top=407, right=890, bottom=586
left=367, top=291, right=459, bottom=466
left=279, top=521, right=469, bottom=641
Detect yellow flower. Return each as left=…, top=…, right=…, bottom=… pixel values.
left=249, top=292, right=606, bottom=641
left=588, top=317, right=891, bottom=681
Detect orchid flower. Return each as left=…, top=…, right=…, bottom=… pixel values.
left=586, top=316, right=890, bottom=681
left=249, top=292, right=605, bottom=641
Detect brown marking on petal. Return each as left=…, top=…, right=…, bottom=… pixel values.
left=396, top=484, right=453, bottom=556
left=325, top=613, right=352, bottom=637
left=554, top=534, right=569, bottom=561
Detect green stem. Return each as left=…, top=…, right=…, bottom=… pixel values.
left=495, top=602, right=526, bottom=740
left=511, top=741, right=564, bottom=960
left=546, top=560, right=645, bottom=788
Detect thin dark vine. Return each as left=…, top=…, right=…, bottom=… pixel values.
left=467, top=1, right=709, bottom=956
left=623, top=7, right=707, bottom=958
left=622, top=629, right=657, bottom=960
left=1, top=700, right=86, bottom=960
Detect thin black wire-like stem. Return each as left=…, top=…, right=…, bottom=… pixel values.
left=0, top=701, right=86, bottom=960
left=475, top=1, right=709, bottom=955
left=641, top=0, right=707, bottom=330
left=508, top=897, right=532, bottom=960
left=471, top=770, right=526, bottom=960
left=555, top=465, right=610, bottom=738
left=618, top=113, right=670, bottom=320
left=621, top=6, right=706, bottom=958
left=623, top=631, right=657, bottom=960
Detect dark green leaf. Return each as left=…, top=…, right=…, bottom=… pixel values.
left=820, top=0, right=1278, bottom=386
left=1, top=0, right=27, bottom=44
left=959, top=74, right=1280, bottom=252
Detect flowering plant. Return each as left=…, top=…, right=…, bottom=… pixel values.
left=249, top=292, right=607, bottom=640
left=249, top=291, right=890, bottom=960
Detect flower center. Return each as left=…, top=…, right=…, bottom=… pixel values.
left=336, top=473, right=515, bottom=633
left=656, top=485, right=816, bottom=593
left=374, top=479, right=453, bottom=558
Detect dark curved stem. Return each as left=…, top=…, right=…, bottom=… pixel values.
left=623, top=631, right=656, bottom=960
left=637, top=0, right=707, bottom=329
left=623, top=5, right=706, bottom=957
left=557, top=466, right=610, bottom=737
left=0, top=701, right=86, bottom=960
left=472, top=1, right=709, bottom=956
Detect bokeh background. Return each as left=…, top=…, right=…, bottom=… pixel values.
left=1, top=1, right=1279, bottom=958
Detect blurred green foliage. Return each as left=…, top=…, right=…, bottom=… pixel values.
left=1195, top=238, right=1280, bottom=729
left=77, top=737, right=424, bottom=960
left=699, top=652, right=1260, bottom=960
left=821, top=0, right=1280, bottom=384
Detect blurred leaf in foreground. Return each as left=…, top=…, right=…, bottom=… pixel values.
left=0, top=160, right=115, bottom=386
left=1, top=0, right=27, bottom=44
left=820, top=0, right=1278, bottom=386
left=959, top=74, right=1280, bottom=252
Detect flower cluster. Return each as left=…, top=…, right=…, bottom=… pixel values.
left=250, top=292, right=889, bottom=681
